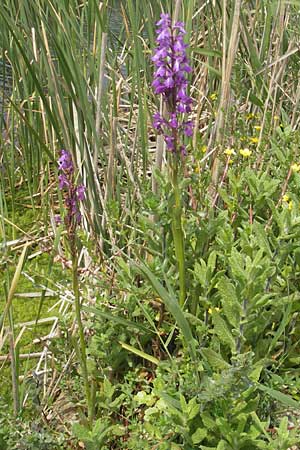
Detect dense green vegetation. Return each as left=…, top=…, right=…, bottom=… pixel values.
left=1, top=0, right=300, bottom=449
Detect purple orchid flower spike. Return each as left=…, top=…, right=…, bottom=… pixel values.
left=152, top=13, right=193, bottom=156
left=57, top=150, right=85, bottom=228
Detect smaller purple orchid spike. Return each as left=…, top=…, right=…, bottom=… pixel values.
left=57, top=150, right=85, bottom=227
left=152, top=13, right=193, bottom=156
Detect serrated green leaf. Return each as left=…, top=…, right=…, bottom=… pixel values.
left=217, top=277, right=240, bottom=328
left=249, top=364, right=264, bottom=382
left=217, top=440, right=228, bottom=450
left=103, top=378, right=115, bottom=399
left=192, top=428, right=207, bottom=444
left=207, top=251, right=217, bottom=275
left=229, top=248, right=246, bottom=282
left=187, top=397, right=200, bottom=420
left=194, top=260, right=207, bottom=287
left=201, top=411, right=217, bottom=430
left=212, top=311, right=236, bottom=351
left=278, top=416, right=289, bottom=440
left=201, top=348, right=230, bottom=370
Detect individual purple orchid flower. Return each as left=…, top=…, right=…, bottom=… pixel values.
left=58, top=149, right=74, bottom=172
left=76, top=185, right=86, bottom=202
left=152, top=13, right=193, bottom=155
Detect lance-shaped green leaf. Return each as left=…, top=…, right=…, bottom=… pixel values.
left=132, top=262, right=198, bottom=364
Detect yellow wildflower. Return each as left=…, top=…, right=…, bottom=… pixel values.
left=246, top=113, right=255, bottom=120
left=288, top=201, right=293, bottom=210
left=195, top=166, right=201, bottom=174
left=240, top=148, right=252, bottom=158
left=208, top=307, right=221, bottom=314
left=291, top=163, right=300, bottom=173
left=210, top=92, right=217, bottom=101
left=274, top=115, right=279, bottom=121
left=201, top=145, right=207, bottom=153
left=224, top=148, right=236, bottom=156
left=282, top=194, right=289, bottom=202
left=254, top=125, right=261, bottom=131
left=249, top=137, right=259, bottom=144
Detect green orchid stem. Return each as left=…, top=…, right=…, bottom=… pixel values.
left=171, top=160, right=186, bottom=308
left=71, top=250, right=93, bottom=426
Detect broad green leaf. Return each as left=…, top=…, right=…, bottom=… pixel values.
left=278, top=416, right=289, bottom=440
left=160, top=392, right=181, bottom=411
left=207, top=250, right=217, bottom=276
left=194, top=260, right=207, bottom=287
left=186, top=397, right=200, bottom=420
left=201, top=348, right=230, bottom=370
left=217, top=277, right=240, bottom=328
left=249, top=364, right=264, bottom=382
left=229, top=249, right=246, bottom=282
left=192, top=428, right=207, bottom=444
left=248, top=92, right=264, bottom=108
left=201, top=412, right=217, bottom=430
left=217, top=441, right=227, bottom=450
left=253, top=221, right=272, bottom=257
left=212, top=311, right=236, bottom=351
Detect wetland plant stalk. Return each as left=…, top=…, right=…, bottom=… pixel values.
left=152, top=14, right=193, bottom=307
left=56, top=150, right=93, bottom=424
left=71, top=248, right=93, bottom=424
left=9, top=317, right=20, bottom=416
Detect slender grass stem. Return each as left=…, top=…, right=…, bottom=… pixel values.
left=71, top=250, right=93, bottom=425
left=9, top=313, right=19, bottom=416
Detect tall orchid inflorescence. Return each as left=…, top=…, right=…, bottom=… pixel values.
left=152, top=13, right=193, bottom=308
left=152, top=13, right=193, bottom=156
left=55, top=149, right=92, bottom=422
left=56, top=150, right=85, bottom=235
